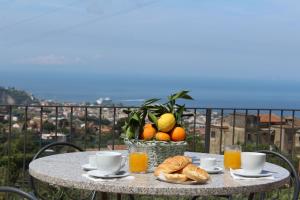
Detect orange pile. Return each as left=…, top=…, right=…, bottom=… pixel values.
left=140, top=113, right=186, bottom=142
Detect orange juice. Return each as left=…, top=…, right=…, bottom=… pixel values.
left=224, top=150, right=241, bottom=169
left=129, top=152, right=148, bottom=173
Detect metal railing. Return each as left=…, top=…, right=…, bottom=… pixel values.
left=0, top=104, right=299, bottom=189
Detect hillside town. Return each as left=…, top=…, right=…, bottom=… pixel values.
left=1, top=99, right=300, bottom=157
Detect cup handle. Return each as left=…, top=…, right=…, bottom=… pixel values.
left=120, top=155, right=127, bottom=170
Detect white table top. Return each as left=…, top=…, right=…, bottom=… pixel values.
left=29, top=151, right=290, bottom=197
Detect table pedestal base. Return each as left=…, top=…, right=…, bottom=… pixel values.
left=96, top=192, right=134, bottom=200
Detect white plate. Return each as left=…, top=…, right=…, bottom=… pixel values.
left=201, top=167, right=223, bottom=174
left=82, top=164, right=97, bottom=171
left=157, top=174, right=198, bottom=185
left=232, top=169, right=273, bottom=177
left=87, top=170, right=130, bottom=179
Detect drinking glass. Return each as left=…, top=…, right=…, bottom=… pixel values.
left=129, top=146, right=148, bottom=173
left=224, top=145, right=241, bottom=170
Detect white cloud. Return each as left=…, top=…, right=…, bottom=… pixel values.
left=17, top=54, right=83, bottom=65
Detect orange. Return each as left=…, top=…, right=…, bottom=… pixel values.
left=170, top=127, right=186, bottom=141
left=141, top=124, right=156, bottom=140
left=144, top=123, right=153, bottom=128
left=155, top=132, right=171, bottom=141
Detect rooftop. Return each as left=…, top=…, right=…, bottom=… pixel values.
left=259, top=114, right=282, bottom=124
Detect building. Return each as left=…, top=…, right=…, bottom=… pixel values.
left=41, top=132, right=67, bottom=142
left=207, top=113, right=300, bottom=154
left=208, top=113, right=258, bottom=153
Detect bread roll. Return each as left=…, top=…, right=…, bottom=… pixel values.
left=163, top=156, right=192, bottom=167
left=154, top=156, right=192, bottom=176
left=154, top=165, right=174, bottom=176
left=182, top=164, right=209, bottom=183
left=163, top=173, right=188, bottom=183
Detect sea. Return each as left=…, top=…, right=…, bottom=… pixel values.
left=1, top=70, right=300, bottom=109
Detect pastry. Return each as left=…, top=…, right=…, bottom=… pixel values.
left=182, top=164, right=209, bottom=183
left=162, top=173, right=188, bottom=183
left=154, top=156, right=192, bottom=176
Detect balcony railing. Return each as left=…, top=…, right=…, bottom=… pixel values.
left=0, top=104, right=299, bottom=190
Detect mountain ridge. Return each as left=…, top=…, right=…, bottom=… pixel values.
left=0, top=87, right=39, bottom=105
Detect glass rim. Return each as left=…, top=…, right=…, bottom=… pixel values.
left=224, top=144, right=241, bottom=150
left=129, top=151, right=148, bottom=154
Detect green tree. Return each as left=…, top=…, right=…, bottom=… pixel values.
left=43, top=121, right=55, bottom=132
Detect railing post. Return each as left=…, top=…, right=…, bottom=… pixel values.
left=292, top=110, right=295, bottom=158
left=39, top=107, right=43, bottom=148
left=193, top=108, right=197, bottom=151
left=22, top=106, right=28, bottom=187
left=70, top=107, right=73, bottom=143
left=205, top=108, right=212, bottom=153
left=244, top=109, right=248, bottom=145
left=232, top=109, right=236, bottom=145
left=112, top=107, right=116, bottom=150
left=219, top=109, right=224, bottom=154
left=279, top=110, right=283, bottom=151
left=7, top=105, right=12, bottom=185
left=55, top=106, right=58, bottom=141
left=98, top=107, right=102, bottom=150
left=84, top=107, right=88, bottom=150
left=256, top=109, right=260, bottom=150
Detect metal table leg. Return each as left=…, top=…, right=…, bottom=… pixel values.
left=117, top=194, right=121, bottom=200
left=259, top=192, right=266, bottom=200
left=248, top=193, right=255, bottom=200
left=96, top=192, right=108, bottom=200
left=129, top=194, right=135, bottom=200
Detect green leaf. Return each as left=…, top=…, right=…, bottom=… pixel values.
left=122, top=109, right=131, bottom=114
left=134, top=127, right=140, bottom=140
left=179, top=94, right=193, bottom=100
left=167, top=104, right=173, bottom=113
left=120, top=133, right=126, bottom=139
left=148, top=112, right=158, bottom=127
left=144, top=98, right=160, bottom=105
left=122, top=123, right=128, bottom=132
left=131, top=113, right=140, bottom=122
left=175, top=105, right=185, bottom=125
left=170, top=90, right=193, bottom=101
left=126, top=127, right=135, bottom=139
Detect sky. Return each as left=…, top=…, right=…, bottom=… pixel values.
left=0, top=0, right=299, bottom=81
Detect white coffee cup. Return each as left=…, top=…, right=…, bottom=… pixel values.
left=89, top=155, right=97, bottom=168
left=200, top=157, right=217, bottom=170
left=241, top=152, right=266, bottom=174
left=96, top=151, right=126, bottom=175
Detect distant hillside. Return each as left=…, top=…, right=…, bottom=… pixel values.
left=0, top=87, right=39, bottom=105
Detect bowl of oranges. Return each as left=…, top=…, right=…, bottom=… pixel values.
left=122, top=91, right=193, bottom=170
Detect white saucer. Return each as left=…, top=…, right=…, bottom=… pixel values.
left=82, top=164, right=97, bottom=171
left=231, top=169, right=273, bottom=177
left=87, top=170, right=130, bottom=179
left=201, top=166, right=223, bottom=174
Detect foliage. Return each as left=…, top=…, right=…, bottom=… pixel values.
left=122, top=91, right=193, bottom=139
left=43, top=121, right=56, bottom=132
left=78, top=115, right=110, bottom=125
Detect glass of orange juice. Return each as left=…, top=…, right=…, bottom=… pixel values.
left=224, top=145, right=241, bottom=170
left=129, top=147, right=148, bottom=173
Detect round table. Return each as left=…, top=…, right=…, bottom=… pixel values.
left=29, top=151, right=290, bottom=198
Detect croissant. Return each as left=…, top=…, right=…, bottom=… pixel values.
left=182, top=164, right=210, bottom=183
left=154, top=156, right=191, bottom=176
left=163, top=156, right=192, bottom=166
left=162, top=173, right=188, bottom=183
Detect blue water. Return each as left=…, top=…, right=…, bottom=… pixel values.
left=0, top=69, right=300, bottom=109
